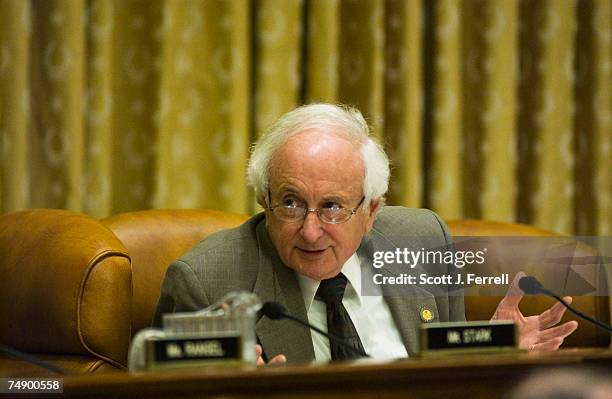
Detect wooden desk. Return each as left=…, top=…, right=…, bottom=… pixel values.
left=63, top=349, right=612, bottom=399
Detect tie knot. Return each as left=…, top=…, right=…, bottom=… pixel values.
left=316, top=273, right=348, bottom=304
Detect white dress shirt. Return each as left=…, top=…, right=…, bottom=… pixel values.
left=297, top=254, right=408, bottom=362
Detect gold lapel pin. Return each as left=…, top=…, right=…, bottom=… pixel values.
left=420, top=307, right=434, bottom=323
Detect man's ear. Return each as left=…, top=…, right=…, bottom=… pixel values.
left=364, top=198, right=381, bottom=232
left=261, top=204, right=271, bottom=228
left=256, top=195, right=271, bottom=227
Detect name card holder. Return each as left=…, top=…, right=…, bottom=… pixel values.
left=419, top=321, right=518, bottom=356
left=146, top=333, right=244, bottom=370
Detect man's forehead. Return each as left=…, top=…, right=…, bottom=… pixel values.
left=267, top=130, right=365, bottom=196
left=272, top=131, right=362, bottom=167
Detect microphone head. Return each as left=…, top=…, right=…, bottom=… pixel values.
left=261, top=302, right=288, bottom=320
left=519, top=276, right=544, bottom=295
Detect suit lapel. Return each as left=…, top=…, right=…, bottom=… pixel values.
left=383, top=296, right=421, bottom=355
left=253, top=221, right=315, bottom=363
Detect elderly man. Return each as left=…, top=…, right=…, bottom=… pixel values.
left=154, top=103, right=577, bottom=364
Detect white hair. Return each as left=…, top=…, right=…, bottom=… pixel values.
left=247, top=103, right=390, bottom=210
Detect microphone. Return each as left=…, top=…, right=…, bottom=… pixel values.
left=518, top=276, right=612, bottom=333
left=0, top=344, right=67, bottom=375
left=261, top=302, right=370, bottom=358
left=518, top=276, right=546, bottom=295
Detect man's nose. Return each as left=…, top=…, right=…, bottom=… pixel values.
left=300, top=210, right=324, bottom=243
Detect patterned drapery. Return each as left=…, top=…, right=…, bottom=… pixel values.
left=0, top=0, right=609, bottom=235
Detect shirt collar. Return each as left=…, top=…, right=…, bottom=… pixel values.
left=296, top=253, right=363, bottom=312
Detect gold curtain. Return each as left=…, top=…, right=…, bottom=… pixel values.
left=0, top=0, right=609, bottom=235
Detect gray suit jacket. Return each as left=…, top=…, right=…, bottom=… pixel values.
left=153, top=206, right=465, bottom=362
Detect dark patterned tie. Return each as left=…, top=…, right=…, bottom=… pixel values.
left=315, top=273, right=365, bottom=360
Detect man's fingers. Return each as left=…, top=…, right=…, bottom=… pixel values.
left=268, top=354, right=287, bottom=364
left=538, top=296, right=573, bottom=329
left=255, top=344, right=287, bottom=365
left=256, top=344, right=265, bottom=365
left=539, top=320, right=578, bottom=342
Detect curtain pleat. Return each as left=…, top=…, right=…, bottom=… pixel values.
left=28, top=0, right=85, bottom=211
left=477, top=0, right=518, bottom=222
left=518, top=0, right=576, bottom=234
left=254, top=0, right=302, bottom=137
left=575, top=0, right=611, bottom=235
left=306, top=0, right=340, bottom=103
left=428, top=0, right=463, bottom=219
left=462, top=0, right=518, bottom=221
left=108, top=1, right=160, bottom=214
left=384, top=0, right=423, bottom=208
left=339, top=0, right=386, bottom=140
left=0, top=0, right=30, bottom=211
left=84, top=0, right=113, bottom=217
left=156, top=0, right=250, bottom=213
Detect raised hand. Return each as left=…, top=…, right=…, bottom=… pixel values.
left=491, top=272, right=578, bottom=350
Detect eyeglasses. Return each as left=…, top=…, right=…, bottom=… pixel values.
left=267, top=190, right=365, bottom=224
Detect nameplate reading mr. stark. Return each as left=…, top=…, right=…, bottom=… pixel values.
left=146, top=336, right=242, bottom=369
left=419, top=321, right=517, bottom=356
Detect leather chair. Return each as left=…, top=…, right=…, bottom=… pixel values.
left=101, top=209, right=249, bottom=337
left=447, top=220, right=611, bottom=347
left=0, top=208, right=247, bottom=377
left=0, top=209, right=132, bottom=376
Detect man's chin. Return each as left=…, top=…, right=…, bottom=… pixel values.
left=293, top=262, right=341, bottom=281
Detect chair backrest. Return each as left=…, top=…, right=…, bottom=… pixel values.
left=101, top=209, right=249, bottom=336
left=0, top=209, right=132, bottom=375
left=447, top=219, right=610, bottom=347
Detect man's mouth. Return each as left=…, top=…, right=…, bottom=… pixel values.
left=297, top=247, right=327, bottom=255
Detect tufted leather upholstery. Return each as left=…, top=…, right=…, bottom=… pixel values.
left=0, top=209, right=132, bottom=376
left=447, top=219, right=611, bottom=348
left=101, top=209, right=249, bottom=337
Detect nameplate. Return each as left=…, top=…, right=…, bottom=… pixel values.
left=145, top=335, right=243, bottom=370
left=419, top=321, right=517, bottom=356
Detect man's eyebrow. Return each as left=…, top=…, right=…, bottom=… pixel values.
left=320, top=195, right=348, bottom=204
left=277, top=186, right=300, bottom=196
